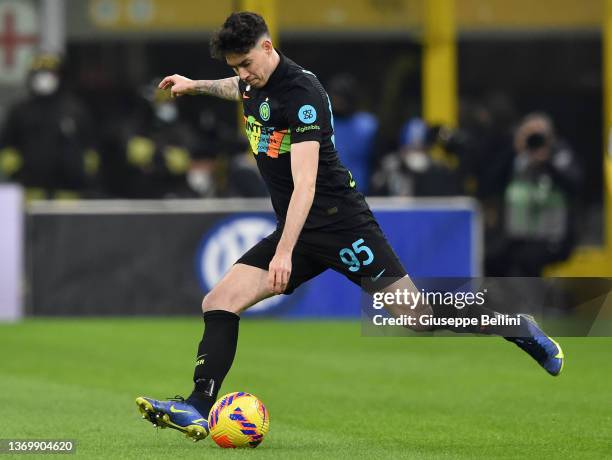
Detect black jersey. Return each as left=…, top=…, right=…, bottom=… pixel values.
left=239, top=52, right=369, bottom=230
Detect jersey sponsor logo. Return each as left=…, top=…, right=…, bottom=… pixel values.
left=195, top=216, right=284, bottom=313
left=259, top=101, right=271, bottom=121
left=295, top=124, right=320, bottom=133
left=298, top=104, right=317, bottom=124
left=244, top=115, right=291, bottom=158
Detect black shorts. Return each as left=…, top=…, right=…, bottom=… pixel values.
left=236, top=210, right=407, bottom=294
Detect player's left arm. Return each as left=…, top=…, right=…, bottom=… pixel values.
left=268, top=81, right=326, bottom=294
left=268, top=141, right=319, bottom=294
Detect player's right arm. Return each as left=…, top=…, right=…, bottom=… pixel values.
left=158, top=74, right=240, bottom=101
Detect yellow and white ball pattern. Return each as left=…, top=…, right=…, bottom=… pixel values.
left=208, top=392, right=270, bottom=448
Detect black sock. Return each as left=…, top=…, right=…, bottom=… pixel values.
left=430, top=303, right=529, bottom=337
left=186, top=310, right=240, bottom=417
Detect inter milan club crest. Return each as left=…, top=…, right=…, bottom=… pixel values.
left=259, top=101, right=270, bottom=121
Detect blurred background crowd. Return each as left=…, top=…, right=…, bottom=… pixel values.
left=0, top=0, right=607, bottom=277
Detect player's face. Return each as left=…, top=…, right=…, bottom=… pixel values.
left=226, top=37, right=274, bottom=88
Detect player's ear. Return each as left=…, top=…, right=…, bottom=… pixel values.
left=261, top=37, right=273, bottom=53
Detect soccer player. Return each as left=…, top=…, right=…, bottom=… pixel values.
left=136, top=12, right=564, bottom=441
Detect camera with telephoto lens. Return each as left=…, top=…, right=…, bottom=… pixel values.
left=525, top=132, right=548, bottom=151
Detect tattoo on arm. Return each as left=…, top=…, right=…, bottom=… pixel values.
left=193, top=76, right=240, bottom=101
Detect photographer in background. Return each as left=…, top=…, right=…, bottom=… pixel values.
left=371, top=118, right=464, bottom=197
left=0, top=54, right=98, bottom=199
left=486, top=112, right=583, bottom=276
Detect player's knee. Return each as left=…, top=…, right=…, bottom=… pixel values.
left=201, top=289, right=241, bottom=314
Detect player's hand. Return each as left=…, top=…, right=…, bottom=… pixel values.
left=158, top=74, right=196, bottom=97
left=268, top=250, right=292, bottom=294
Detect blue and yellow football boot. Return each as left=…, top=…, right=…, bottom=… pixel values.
left=505, top=314, right=564, bottom=376
left=135, top=396, right=209, bottom=442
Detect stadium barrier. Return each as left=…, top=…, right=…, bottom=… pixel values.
left=0, top=184, right=23, bottom=321
left=26, top=197, right=481, bottom=317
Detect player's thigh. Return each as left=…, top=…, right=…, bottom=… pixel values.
left=335, top=240, right=434, bottom=331
left=202, top=263, right=273, bottom=314
left=318, top=217, right=406, bottom=291
left=238, top=230, right=326, bottom=294
left=310, top=216, right=432, bottom=328
left=203, top=233, right=325, bottom=313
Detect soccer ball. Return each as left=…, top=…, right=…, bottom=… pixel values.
left=208, top=392, right=270, bottom=448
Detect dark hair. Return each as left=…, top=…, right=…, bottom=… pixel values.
left=210, top=12, right=269, bottom=60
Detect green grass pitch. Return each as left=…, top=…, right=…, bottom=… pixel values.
left=0, top=318, right=610, bottom=459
